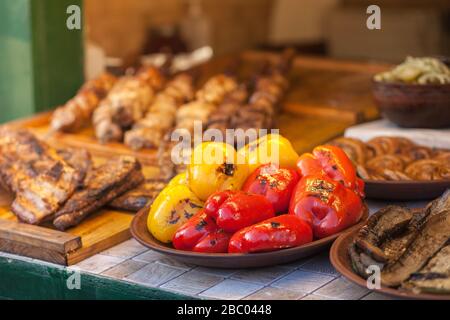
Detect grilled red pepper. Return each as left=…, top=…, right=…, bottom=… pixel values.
left=228, top=215, right=313, bottom=253
left=289, top=174, right=363, bottom=239
left=242, top=163, right=300, bottom=214
left=204, top=191, right=275, bottom=233
left=296, top=145, right=365, bottom=197
left=204, top=190, right=237, bottom=220
left=193, top=230, right=231, bottom=253
left=172, top=210, right=217, bottom=251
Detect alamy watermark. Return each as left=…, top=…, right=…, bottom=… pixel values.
left=66, top=266, right=81, bottom=290
left=366, top=5, right=381, bottom=30
left=66, top=5, right=81, bottom=30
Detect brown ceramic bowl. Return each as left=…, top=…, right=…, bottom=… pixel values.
left=330, top=229, right=450, bottom=300
left=372, top=80, right=450, bottom=128
left=131, top=205, right=368, bottom=269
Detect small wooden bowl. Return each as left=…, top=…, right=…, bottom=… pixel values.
left=372, top=80, right=450, bottom=128
left=330, top=229, right=450, bottom=300
left=364, top=179, right=450, bottom=201
left=131, top=206, right=368, bottom=269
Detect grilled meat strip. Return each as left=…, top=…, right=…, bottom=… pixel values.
left=108, top=179, right=166, bottom=211
left=124, top=74, right=194, bottom=150
left=93, top=66, right=166, bottom=143
left=0, top=129, right=80, bottom=224
left=51, top=73, right=117, bottom=132
left=53, top=156, right=144, bottom=230
left=56, top=148, right=92, bottom=187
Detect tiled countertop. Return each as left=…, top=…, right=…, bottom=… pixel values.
left=0, top=200, right=426, bottom=300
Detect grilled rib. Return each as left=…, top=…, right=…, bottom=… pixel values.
left=0, top=129, right=80, bottom=224
left=53, top=156, right=144, bottom=230
left=51, top=73, right=117, bottom=132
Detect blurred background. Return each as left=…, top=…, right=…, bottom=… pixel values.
left=1, top=0, right=449, bottom=122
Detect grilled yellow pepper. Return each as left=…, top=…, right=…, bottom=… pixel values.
left=188, top=142, right=249, bottom=201
left=237, top=134, right=299, bottom=174
left=167, top=172, right=187, bottom=187
left=147, top=184, right=203, bottom=243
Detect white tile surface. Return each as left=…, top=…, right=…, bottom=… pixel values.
left=161, top=270, right=224, bottom=295
left=244, top=287, right=306, bottom=300
left=126, top=262, right=186, bottom=287
left=271, top=270, right=336, bottom=293
left=101, top=239, right=148, bottom=259
left=314, top=277, right=370, bottom=300
left=199, top=279, right=263, bottom=300
left=101, top=259, right=147, bottom=279
left=231, top=266, right=293, bottom=285
left=74, top=254, right=125, bottom=274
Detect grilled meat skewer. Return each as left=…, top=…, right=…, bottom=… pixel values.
left=93, top=66, right=166, bottom=143
left=124, top=74, right=194, bottom=150
left=51, top=73, right=117, bottom=133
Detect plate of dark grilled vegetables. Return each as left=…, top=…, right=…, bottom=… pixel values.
left=329, top=136, right=450, bottom=200
left=330, top=190, right=450, bottom=300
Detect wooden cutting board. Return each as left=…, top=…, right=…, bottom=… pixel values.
left=0, top=137, right=161, bottom=266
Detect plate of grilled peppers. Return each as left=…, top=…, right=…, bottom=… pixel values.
left=131, top=134, right=368, bottom=268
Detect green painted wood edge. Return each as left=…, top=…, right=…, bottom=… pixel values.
left=30, top=0, right=85, bottom=112
left=0, top=256, right=197, bottom=300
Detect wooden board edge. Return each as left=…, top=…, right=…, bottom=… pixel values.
left=66, top=229, right=132, bottom=266
left=283, top=102, right=365, bottom=123
left=240, top=50, right=392, bottom=74
left=0, top=219, right=82, bottom=254
left=0, top=238, right=67, bottom=265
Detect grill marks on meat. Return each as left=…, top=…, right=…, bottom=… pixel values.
left=51, top=73, right=117, bottom=132
left=108, top=179, right=166, bottom=211
left=348, top=190, right=450, bottom=293
left=53, top=156, right=144, bottom=230
left=56, top=148, right=92, bottom=187
left=0, top=129, right=80, bottom=224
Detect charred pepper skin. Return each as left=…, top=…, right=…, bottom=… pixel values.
left=289, top=175, right=363, bottom=239
left=172, top=210, right=216, bottom=251
left=147, top=184, right=204, bottom=243
left=228, top=215, right=313, bottom=253
left=204, top=190, right=237, bottom=220
left=296, top=145, right=365, bottom=198
left=242, top=163, right=300, bottom=214
left=193, top=230, right=231, bottom=253
left=188, top=142, right=249, bottom=201
left=212, top=191, right=276, bottom=233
